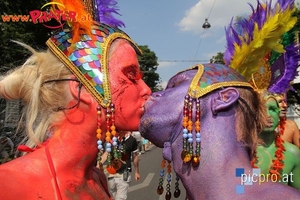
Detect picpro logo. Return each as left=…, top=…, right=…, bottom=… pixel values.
left=235, top=168, right=294, bottom=194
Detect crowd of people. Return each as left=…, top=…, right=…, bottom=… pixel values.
left=0, top=135, right=14, bottom=164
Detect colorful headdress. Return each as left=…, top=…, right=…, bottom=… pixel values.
left=224, top=0, right=299, bottom=94
left=178, top=63, right=252, bottom=165
left=46, top=0, right=141, bottom=108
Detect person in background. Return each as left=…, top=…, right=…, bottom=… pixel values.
left=253, top=92, right=300, bottom=189
left=0, top=136, right=14, bottom=164
left=142, top=137, right=150, bottom=153
left=102, top=131, right=140, bottom=200
left=275, top=93, right=300, bottom=148
left=132, top=131, right=142, bottom=153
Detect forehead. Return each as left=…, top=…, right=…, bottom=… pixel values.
left=275, top=94, right=286, bottom=101
left=266, top=97, right=278, bottom=106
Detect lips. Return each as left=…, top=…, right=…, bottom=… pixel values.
left=281, top=110, right=287, bottom=114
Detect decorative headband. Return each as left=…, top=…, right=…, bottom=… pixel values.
left=46, top=24, right=141, bottom=108
left=175, top=63, right=253, bottom=167
left=186, top=63, right=253, bottom=98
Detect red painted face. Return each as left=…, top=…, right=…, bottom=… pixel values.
left=108, top=40, right=151, bottom=131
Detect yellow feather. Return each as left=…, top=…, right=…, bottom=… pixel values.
left=230, top=3, right=297, bottom=81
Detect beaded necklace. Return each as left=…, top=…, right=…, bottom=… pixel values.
left=251, top=118, right=286, bottom=181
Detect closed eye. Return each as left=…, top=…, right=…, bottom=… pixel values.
left=123, top=65, right=143, bottom=82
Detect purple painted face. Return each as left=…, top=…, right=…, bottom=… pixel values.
left=139, top=64, right=252, bottom=148
left=139, top=64, right=257, bottom=200
left=140, top=69, right=194, bottom=148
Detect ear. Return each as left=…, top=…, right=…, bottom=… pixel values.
left=211, top=87, right=240, bottom=115
left=69, top=78, right=93, bottom=105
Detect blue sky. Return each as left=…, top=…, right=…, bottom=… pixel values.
left=117, top=0, right=300, bottom=88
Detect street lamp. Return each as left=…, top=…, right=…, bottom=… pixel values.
left=202, top=18, right=211, bottom=29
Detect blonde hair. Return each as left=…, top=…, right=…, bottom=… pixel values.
left=0, top=39, right=130, bottom=148
left=0, top=43, right=72, bottom=148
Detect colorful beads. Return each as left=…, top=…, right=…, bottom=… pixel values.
left=181, top=95, right=201, bottom=167
left=157, top=160, right=165, bottom=195
left=174, top=175, right=181, bottom=198
left=96, top=106, right=103, bottom=164
left=165, top=161, right=172, bottom=200
left=181, top=150, right=192, bottom=163
left=97, top=140, right=103, bottom=150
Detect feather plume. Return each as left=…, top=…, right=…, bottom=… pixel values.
left=94, top=0, right=125, bottom=27
left=49, top=0, right=125, bottom=46
left=51, top=0, right=93, bottom=42
left=224, top=0, right=297, bottom=82
left=268, top=27, right=300, bottom=93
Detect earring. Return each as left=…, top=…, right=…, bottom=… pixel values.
left=96, top=105, right=103, bottom=164
left=156, top=159, right=181, bottom=199
left=165, top=161, right=172, bottom=200
left=110, top=104, right=122, bottom=171
left=174, top=174, right=181, bottom=198
left=157, top=159, right=166, bottom=195
left=105, top=104, right=116, bottom=174
left=181, top=95, right=192, bottom=163
left=105, top=103, right=124, bottom=174
left=181, top=95, right=201, bottom=167
left=193, top=98, right=201, bottom=167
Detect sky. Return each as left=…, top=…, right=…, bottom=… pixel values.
left=117, top=0, right=300, bottom=88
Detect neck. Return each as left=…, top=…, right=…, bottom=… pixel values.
left=44, top=108, right=100, bottom=175
left=259, top=130, right=275, bottom=147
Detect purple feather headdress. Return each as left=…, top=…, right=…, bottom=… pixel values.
left=268, top=33, right=300, bottom=93
left=224, top=0, right=299, bottom=94
left=94, top=0, right=125, bottom=28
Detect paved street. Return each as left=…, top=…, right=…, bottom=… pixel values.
left=128, top=145, right=186, bottom=200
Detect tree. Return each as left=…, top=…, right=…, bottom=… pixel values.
left=210, top=52, right=225, bottom=64
left=138, top=45, right=162, bottom=92
left=0, top=0, right=50, bottom=73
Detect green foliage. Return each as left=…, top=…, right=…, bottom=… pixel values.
left=0, top=0, right=50, bottom=73
left=210, top=52, right=225, bottom=64
left=138, top=45, right=162, bottom=92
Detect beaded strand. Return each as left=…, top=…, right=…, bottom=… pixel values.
left=96, top=106, right=103, bottom=164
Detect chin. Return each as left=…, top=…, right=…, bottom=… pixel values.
left=117, top=120, right=139, bottom=131
left=264, top=128, right=275, bottom=133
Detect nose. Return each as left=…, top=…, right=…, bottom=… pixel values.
left=139, top=80, right=151, bottom=100
left=282, top=101, right=287, bottom=108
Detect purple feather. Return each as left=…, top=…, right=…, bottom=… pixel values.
left=223, top=0, right=295, bottom=68
left=268, top=43, right=300, bottom=93
left=278, top=0, right=295, bottom=11
left=94, top=0, right=125, bottom=28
